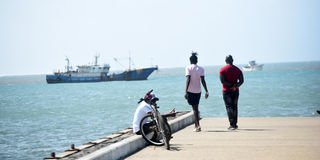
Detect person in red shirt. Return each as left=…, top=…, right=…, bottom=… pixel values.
left=219, top=55, right=244, bottom=130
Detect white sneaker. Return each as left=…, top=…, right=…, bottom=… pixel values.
left=193, top=127, right=201, bottom=132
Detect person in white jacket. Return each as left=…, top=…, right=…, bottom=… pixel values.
left=132, top=92, right=158, bottom=134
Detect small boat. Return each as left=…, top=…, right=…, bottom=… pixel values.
left=242, top=60, right=263, bottom=71
left=46, top=55, right=158, bottom=84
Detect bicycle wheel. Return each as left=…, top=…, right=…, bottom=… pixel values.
left=140, top=114, right=165, bottom=146
left=159, top=115, right=171, bottom=150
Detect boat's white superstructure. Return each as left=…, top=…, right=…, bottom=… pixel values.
left=62, top=55, right=110, bottom=77
left=77, top=55, right=110, bottom=74
left=242, top=61, right=263, bottom=71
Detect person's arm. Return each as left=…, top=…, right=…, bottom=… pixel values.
left=200, top=76, right=209, bottom=99
left=220, top=74, right=233, bottom=87
left=234, top=73, right=244, bottom=88
left=185, top=75, right=190, bottom=99
left=161, top=112, right=176, bottom=118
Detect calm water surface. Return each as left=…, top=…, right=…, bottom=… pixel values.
left=0, top=61, right=319, bottom=159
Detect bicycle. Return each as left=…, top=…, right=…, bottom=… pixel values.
left=138, top=90, right=173, bottom=150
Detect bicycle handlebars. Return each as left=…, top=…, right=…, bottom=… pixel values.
left=138, top=89, right=154, bottom=104
left=146, top=89, right=153, bottom=95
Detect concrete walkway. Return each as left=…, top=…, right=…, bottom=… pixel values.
left=126, top=117, right=320, bottom=160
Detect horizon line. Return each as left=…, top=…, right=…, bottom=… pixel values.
left=0, top=60, right=319, bottom=77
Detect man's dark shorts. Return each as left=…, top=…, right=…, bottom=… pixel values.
left=187, top=92, right=201, bottom=105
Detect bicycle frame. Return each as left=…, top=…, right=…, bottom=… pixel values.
left=150, top=103, right=163, bottom=138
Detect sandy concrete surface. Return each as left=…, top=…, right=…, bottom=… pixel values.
left=125, top=117, right=320, bottom=160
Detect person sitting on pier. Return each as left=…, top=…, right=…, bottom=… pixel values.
left=132, top=92, right=175, bottom=135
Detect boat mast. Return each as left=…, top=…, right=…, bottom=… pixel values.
left=94, top=54, right=100, bottom=66
left=129, top=52, right=131, bottom=71
left=65, top=57, right=70, bottom=72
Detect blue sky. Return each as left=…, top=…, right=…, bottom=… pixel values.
left=0, top=0, right=319, bottom=76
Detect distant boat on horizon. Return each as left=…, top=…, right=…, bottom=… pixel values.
left=46, top=55, right=158, bottom=84
left=242, top=60, right=263, bottom=71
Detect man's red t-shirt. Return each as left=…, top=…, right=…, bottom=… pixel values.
left=219, top=65, right=243, bottom=92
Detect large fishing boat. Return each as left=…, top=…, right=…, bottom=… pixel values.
left=46, top=55, right=158, bottom=84
left=242, top=60, right=263, bottom=71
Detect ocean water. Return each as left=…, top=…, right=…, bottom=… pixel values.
left=0, top=61, right=320, bottom=160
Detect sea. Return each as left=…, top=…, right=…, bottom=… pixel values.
left=0, top=61, right=320, bottom=160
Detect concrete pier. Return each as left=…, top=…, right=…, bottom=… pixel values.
left=126, top=117, right=320, bottom=160
left=44, top=111, right=195, bottom=160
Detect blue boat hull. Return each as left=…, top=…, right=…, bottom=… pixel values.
left=46, top=67, right=158, bottom=84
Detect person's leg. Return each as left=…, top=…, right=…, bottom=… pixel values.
left=223, top=91, right=235, bottom=128
left=188, top=92, right=201, bottom=131
left=192, top=104, right=200, bottom=128
left=143, top=121, right=159, bottom=141
left=231, top=91, right=239, bottom=128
